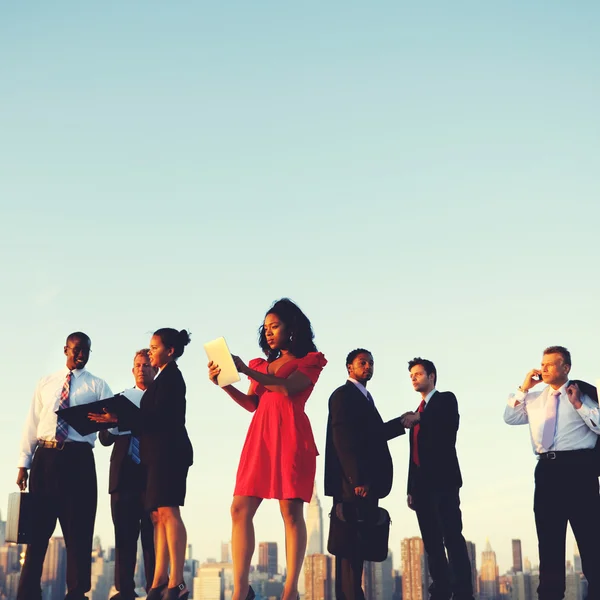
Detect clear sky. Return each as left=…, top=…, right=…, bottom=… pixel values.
left=1, top=0, right=599, bottom=575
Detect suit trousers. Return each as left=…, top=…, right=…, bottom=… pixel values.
left=111, top=488, right=155, bottom=597
left=333, top=496, right=378, bottom=600
left=534, top=452, right=600, bottom=600
left=17, top=444, right=97, bottom=600
left=414, top=483, right=473, bottom=600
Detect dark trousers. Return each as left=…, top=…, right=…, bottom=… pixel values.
left=111, top=488, right=155, bottom=598
left=534, top=452, right=600, bottom=600
left=414, top=485, right=473, bottom=600
left=333, top=497, right=378, bottom=600
left=18, top=444, right=97, bottom=600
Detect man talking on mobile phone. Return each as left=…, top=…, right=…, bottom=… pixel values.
left=504, top=345, right=600, bottom=600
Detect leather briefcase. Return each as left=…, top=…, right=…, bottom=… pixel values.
left=327, top=502, right=391, bottom=562
left=6, top=492, right=33, bottom=544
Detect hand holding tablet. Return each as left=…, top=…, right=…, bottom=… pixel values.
left=204, top=337, right=241, bottom=387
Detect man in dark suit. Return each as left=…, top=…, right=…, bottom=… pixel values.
left=99, top=349, right=156, bottom=600
left=402, top=358, right=473, bottom=600
left=325, top=348, right=405, bottom=600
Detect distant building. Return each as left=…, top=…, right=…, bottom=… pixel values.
left=304, top=553, right=333, bottom=600
left=221, top=541, right=231, bottom=564
left=392, top=569, right=402, bottom=600
left=573, top=542, right=582, bottom=574
left=512, top=571, right=533, bottom=600
left=258, top=542, right=278, bottom=578
left=41, top=537, right=66, bottom=600
left=565, top=572, right=583, bottom=600
left=194, top=563, right=225, bottom=600
left=364, top=551, right=393, bottom=599
left=479, top=539, right=499, bottom=600
left=465, top=540, right=477, bottom=597
left=401, top=537, right=425, bottom=600
left=306, top=483, right=324, bottom=555
left=512, top=539, right=523, bottom=573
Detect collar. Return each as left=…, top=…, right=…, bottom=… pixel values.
left=423, top=388, right=437, bottom=405
left=347, top=377, right=369, bottom=399
left=64, top=367, right=86, bottom=379
left=548, top=381, right=569, bottom=396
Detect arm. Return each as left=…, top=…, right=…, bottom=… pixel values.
left=504, top=389, right=532, bottom=425
left=208, top=360, right=259, bottom=412
left=383, top=416, right=406, bottom=440
left=330, top=391, right=369, bottom=489
left=237, top=359, right=312, bottom=397
left=566, top=384, right=600, bottom=434
left=16, top=382, right=44, bottom=490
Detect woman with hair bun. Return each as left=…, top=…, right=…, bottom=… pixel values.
left=208, top=299, right=327, bottom=600
left=91, top=328, right=193, bottom=600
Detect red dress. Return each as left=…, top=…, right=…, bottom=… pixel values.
left=234, top=352, right=327, bottom=502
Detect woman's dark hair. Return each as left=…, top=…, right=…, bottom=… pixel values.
left=259, top=298, right=317, bottom=361
left=154, top=328, right=191, bottom=359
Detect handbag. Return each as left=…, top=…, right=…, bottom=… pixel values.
left=327, top=501, right=391, bottom=562
left=6, top=492, right=33, bottom=544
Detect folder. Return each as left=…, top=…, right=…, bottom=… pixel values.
left=55, top=394, right=140, bottom=437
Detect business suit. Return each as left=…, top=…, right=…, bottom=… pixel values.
left=99, top=423, right=155, bottom=599
left=408, top=390, right=473, bottom=600
left=325, top=380, right=404, bottom=600
left=122, top=361, right=193, bottom=510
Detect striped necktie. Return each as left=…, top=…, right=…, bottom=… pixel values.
left=55, top=371, right=73, bottom=443
left=129, top=435, right=141, bottom=464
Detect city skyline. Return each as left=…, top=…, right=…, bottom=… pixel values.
left=2, top=0, right=599, bottom=579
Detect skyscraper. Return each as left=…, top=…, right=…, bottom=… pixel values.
left=573, top=541, right=582, bottom=573
left=465, top=540, right=477, bottom=597
left=194, top=563, right=225, bottom=600
left=306, top=482, right=324, bottom=555
left=258, top=542, right=278, bottom=577
left=41, top=537, right=66, bottom=600
left=512, top=539, right=523, bottom=573
left=363, top=552, right=394, bottom=600
left=221, top=541, right=231, bottom=563
left=401, top=537, right=425, bottom=600
left=479, top=539, right=499, bottom=600
left=304, top=553, right=333, bottom=600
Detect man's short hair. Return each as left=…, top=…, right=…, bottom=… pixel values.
left=408, top=357, right=437, bottom=385
left=134, top=348, right=151, bottom=361
left=543, top=345, right=571, bottom=366
left=346, top=348, right=372, bottom=366
left=66, top=332, right=90, bottom=345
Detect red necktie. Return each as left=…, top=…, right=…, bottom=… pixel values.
left=411, top=399, right=426, bottom=466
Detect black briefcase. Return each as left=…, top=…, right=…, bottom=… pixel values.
left=6, top=492, right=33, bottom=544
left=327, top=502, right=391, bottom=562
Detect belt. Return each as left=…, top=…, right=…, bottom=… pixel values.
left=538, top=449, right=594, bottom=461
left=37, top=439, right=90, bottom=450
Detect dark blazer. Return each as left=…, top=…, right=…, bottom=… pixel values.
left=98, top=430, right=147, bottom=494
left=325, top=381, right=405, bottom=500
left=407, top=390, right=462, bottom=495
left=121, top=361, right=193, bottom=468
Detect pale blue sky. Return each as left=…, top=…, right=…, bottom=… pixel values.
left=1, top=1, right=599, bottom=574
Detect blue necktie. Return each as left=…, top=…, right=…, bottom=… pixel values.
left=129, top=435, right=141, bottom=464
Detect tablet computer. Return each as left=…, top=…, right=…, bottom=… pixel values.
left=204, top=336, right=241, bottom=387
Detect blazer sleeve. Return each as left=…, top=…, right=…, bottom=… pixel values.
left=329, top=388, right=370, bottom=488
left=383, top=416, right=406, bottom=440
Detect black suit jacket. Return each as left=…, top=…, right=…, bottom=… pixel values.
left=407, top=390, right=463, bottom=495
left=325, top=381, right=405, bottom=500
left=98, top=430, right=146, bottom=494
left=121, top=361, right=193, bottom=468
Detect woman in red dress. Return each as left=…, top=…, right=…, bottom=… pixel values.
left=208, top=298, right=327, bottom=600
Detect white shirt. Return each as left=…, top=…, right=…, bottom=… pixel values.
left=348, top=378, right=371, bottom=401
left=422, top=388, right=437, bottom=407
left=18, top=367, right=113, bottom=468
left=504, top=382, right=600, bottom=455
left=110, top=386, right=145, bottom=436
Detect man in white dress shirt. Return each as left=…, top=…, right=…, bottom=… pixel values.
left=504, top=345, right=600, bottom=600
left=16, top=332, right=112, bottom=600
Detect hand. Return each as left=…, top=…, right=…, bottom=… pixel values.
left=401, top=411, right=420, bottom=428
left=16, top=468, right=28, bottom=491
left=87, top=409, right=118, bottom=424
left=566, top=382, right=582, bottom=409
left=407, top=494, right=416, bottom=511
left=354, top=485, right=370, bottom=498
left=520, top=369, right=543, bottom=392
left=208, top=360, right=221, bottom=385
left=232, top=355, right=248, bottom=375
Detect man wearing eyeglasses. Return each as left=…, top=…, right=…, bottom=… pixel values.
left=16, top=332, right=112, bottom=600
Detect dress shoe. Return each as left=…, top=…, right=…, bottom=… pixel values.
left=246, top=586, right=256, bottom=600
left=167, top=583, right=189, bottom=600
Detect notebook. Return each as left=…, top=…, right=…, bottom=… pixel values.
left=204, top=337, right=241, bottom=387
